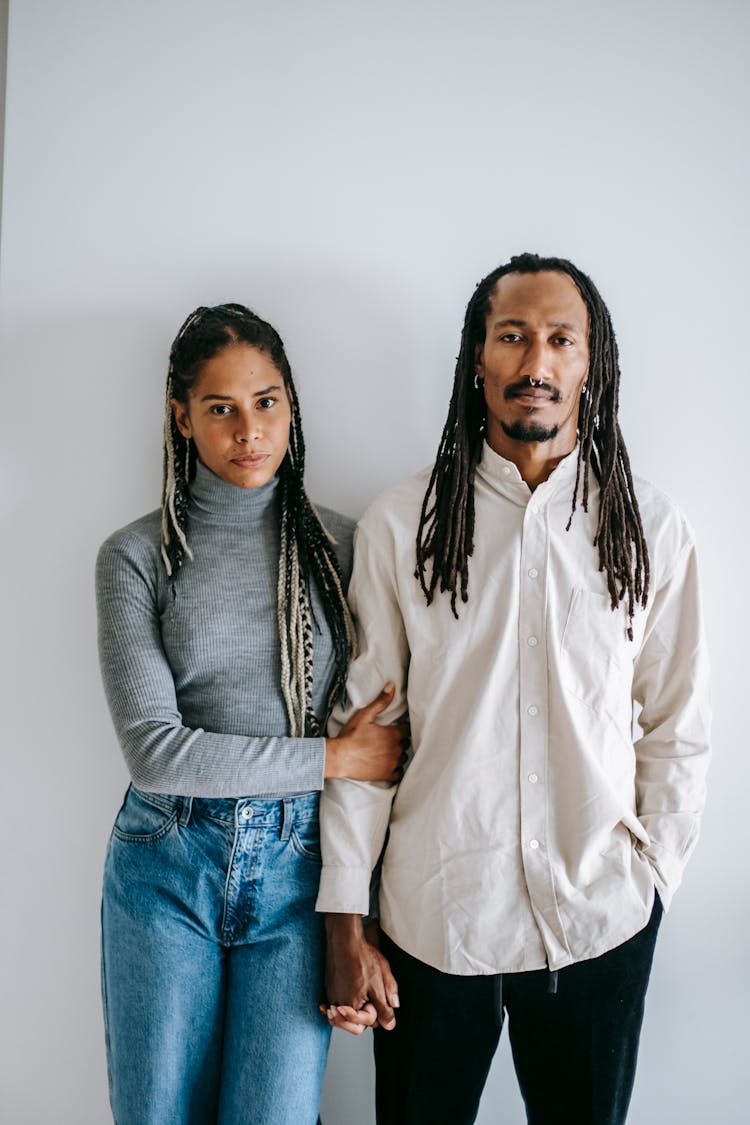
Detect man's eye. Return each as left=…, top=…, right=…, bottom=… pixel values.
left=257, top=397, right=277, bottom=410
left=500, top=333, right=522, bottom=343
left=553, top=336, right=573, bottom=346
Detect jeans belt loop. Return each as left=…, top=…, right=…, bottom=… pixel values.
left=280, top=798, right=292, bottom=841
left=178, top=796, right=193, bottom=826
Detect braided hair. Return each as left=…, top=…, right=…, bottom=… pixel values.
left=415, top=253, right=649, bottom=637
left=162, top=303, right=356, bottom=735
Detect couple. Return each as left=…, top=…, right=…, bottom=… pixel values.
left=97, top=253, right=710, bottom=1125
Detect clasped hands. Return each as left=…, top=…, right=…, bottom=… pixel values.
left=320, top=916, right=399, bottom=1035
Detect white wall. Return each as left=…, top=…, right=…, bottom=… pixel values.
left=1, top=1, right=747, bottom=1121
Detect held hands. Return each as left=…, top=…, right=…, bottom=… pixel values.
left=320, top=915, right=399, bottom=1035
left=324, top=683, right=409, bottom=782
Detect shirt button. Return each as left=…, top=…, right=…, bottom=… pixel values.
left=529, top=505, right=538, bottom=515
left=528, top=568, right=539, bottom=579
left=527, top=704, right=539, bottom=717
left=529, top=839, right=540, bottom=850
left=528, top=773, right=539, bottom=783
left=240, top=806, right=254, bottom=820
left=527, top=635, right=538, bottom=647
left=502, top=465, right=512, bottom=476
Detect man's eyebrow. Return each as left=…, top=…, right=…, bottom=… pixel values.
left=199, top=385, right=283, bottom=402
left=490, top=318, right=583, bottom=332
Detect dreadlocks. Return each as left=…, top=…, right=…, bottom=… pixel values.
left=161, top=303, right=356, bottom=735
left=415, top=253, right=650, bottom=637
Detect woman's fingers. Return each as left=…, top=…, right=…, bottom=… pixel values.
left=320, top=1002, right=378, bottom=1036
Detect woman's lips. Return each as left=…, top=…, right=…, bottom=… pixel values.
left=232, top=453, right=270, bottom=467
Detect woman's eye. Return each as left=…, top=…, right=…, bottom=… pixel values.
left=210, top=404, right=233, bottom=415
left=500, top=333, right=522, bottom=343
left=257, top=397, right=276, bottom=410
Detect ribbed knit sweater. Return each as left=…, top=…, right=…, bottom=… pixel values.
left=96, top=461, right=354, bottom=798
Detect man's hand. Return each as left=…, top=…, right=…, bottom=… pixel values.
left=322, top=914, right=399, bottom=1035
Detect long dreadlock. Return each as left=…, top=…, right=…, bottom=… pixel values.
left=415, top=253, right=650, bottom=637
left=161, top=303, right=356, bottom=735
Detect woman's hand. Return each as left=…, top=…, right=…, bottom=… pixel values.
left=324, top=683, right=408, bottom=781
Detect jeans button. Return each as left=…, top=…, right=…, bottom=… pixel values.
left=240, top=806, right=254, bottom=820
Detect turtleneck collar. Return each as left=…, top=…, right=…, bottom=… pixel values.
left=189, top=460, right=279, bottom=526
left=476, top=440, right=580, bottom=508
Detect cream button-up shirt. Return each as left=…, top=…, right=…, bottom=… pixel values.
left=317, top=443, right=711, bottom=974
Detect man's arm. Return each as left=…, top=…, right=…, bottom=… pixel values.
left=317, top=521, right=410, bottom=1027
left=632, top=535, right=711, bottom=910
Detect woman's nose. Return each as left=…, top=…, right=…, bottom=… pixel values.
left=234, top=412, right=260, bottom=443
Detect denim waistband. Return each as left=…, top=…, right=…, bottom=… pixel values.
left=191, top=791, right=320, bottom=827
left=130, top=786, right=319, bottom=831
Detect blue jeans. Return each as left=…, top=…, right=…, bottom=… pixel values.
left=101, top=786, right=330, bottom=1125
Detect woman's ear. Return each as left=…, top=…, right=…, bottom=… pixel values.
left=171, top=398, right=192, bottom=439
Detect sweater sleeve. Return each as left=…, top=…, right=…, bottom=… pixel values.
left=96, top=533, right=327, bottom=798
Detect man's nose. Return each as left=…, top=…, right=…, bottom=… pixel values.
left=520, top=339, right=551, bottom=382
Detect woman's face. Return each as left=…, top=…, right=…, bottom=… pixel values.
left=172, top=343, right=292, bottom=489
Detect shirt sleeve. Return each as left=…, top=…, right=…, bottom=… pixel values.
left=316, top=523, right=409, bottom=915
left=632, top=536, right=711, bottom=910
left=96, top=535, right=326, bottom=798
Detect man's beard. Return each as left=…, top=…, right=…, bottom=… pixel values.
left=501, top=419, right=560, bottom=443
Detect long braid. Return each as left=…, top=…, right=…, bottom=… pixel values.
left=161, top=303, right=355, bottom=735
left=278, top=373, right=357, bottom=734
left=161, top=308, right=206, bottom=575
left=416, top=253, right=649, bottom=635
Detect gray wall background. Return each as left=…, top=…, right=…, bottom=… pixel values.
left=1, top=1, right=748, bottom=1121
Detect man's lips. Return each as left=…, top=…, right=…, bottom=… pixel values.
left=505, top=382, right=559, bottom=403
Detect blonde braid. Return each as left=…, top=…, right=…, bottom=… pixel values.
left=161, top=375, right=193, bottom=576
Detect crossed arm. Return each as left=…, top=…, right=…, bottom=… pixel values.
left=316, top=524, right=412, bottom=1033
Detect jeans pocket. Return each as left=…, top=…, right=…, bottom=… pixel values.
left=111, top=785, right=179, bottom=844
left=290, top=821, right=322, bottom=863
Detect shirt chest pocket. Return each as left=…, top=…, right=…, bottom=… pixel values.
left=559, top=589, right=633, bottom=724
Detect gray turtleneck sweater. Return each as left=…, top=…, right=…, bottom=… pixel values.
left=96, top=461, right=354, bottom=798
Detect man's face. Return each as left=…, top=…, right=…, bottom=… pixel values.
left=475, top=270, right=590, bottom=452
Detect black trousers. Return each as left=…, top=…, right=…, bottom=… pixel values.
left=374, top=896, right=662, bottom=1125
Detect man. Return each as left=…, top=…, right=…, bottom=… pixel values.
left=317, top=253, right=710, bottom=1125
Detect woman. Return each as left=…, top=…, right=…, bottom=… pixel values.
left=96, top=303, right=404, bottom=1125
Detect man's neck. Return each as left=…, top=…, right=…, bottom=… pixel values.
left=486, top=428, right=577, bottom=492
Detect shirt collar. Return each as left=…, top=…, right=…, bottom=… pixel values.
left=476, top=440, right=580, bottom=508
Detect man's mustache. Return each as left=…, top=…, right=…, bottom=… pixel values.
left=504, top=377, right=561, bottom=402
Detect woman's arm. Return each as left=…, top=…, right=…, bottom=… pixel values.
left=96, top=533, right=403, bottom=798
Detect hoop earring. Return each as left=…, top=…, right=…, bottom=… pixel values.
left=474, top=371, right=483, bottom=390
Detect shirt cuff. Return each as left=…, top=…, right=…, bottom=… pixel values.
left=315, top=864, right=372, bottom=915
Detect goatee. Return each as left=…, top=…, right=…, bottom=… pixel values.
left=501, top=420, right=560, bottom=443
